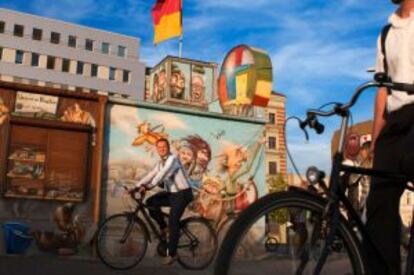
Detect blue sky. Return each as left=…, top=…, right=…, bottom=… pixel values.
left=0, top=0, right=396, bottom=173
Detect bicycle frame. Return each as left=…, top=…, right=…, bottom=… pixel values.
left=127, top=195, right=198, bottom=250
left=309, top=81, right=414, bottom=274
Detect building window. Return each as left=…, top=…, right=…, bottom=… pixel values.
left=50, top=32, right=60, bottom=44
left=269, top=113, right=275, bottom=124
left=118, top=45, right=126, bottom=57
left=15, top=50, right=24, bottom=64
left=85, top=39, right=94, bottom=51
left=68, top=35, right=77, bottom=48
left=269, top=161, right=277, bottom=175
left=32, top=28, right=42, bottom=40
left=76, top=61, right=84, bottom=75
left=0, top=47, right=3, bottom=60
left=31, top=53, right=39, bottom=67
left=109, top=67, right=116, bottom=80
left=91, top=64, right=98, bottom=77
left=14, top=24, right=24, bottom=37
left=268, top=137, right=276, bottom=150
left=62, top=58, right=70, bottom=72
left=47, top=56, right=55, bottom=69
left=123, top=70, right=130, bottom=83
left=102, top=42, right=110, bottom=54
left=0, top=21, right=5, bottom=33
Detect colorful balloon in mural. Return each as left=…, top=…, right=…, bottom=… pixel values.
left=218, top=45, right=273, bottom=116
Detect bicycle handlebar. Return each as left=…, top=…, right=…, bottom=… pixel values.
left=123, top=185, right=146, bottom=202
left=301, top=73, right=414, bottom=135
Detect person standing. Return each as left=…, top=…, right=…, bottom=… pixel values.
left=366, top=0, right=414, bottom=274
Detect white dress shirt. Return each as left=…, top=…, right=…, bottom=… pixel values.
left=135, top=154, right=191, bottom=193
left=376, top=11, right=414, bottom=112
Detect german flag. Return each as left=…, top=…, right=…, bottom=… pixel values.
left=152, top=0, right=182, bottom=45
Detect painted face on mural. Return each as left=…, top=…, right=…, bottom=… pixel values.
left=170, top=71, right=185, bottom=99
left=196, top=148, right=210, bottom=167
left=191, top=75, right=205, bottom=102
left=179, top=146, right=195, bottom=167
left=152, top=70, right=166, bottom=102
left=156, top=140, right=170, bottom=158
left=223, top=147, right=248, bottom=176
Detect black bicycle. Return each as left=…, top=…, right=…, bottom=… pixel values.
left=214, top=73, right=414, bottom=275
left=96, top=188, right=217, bottom=270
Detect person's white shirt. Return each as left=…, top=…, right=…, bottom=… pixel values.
left=376, top=11, right=414, bottom=112
left=135, top=154, right=191, bottom=193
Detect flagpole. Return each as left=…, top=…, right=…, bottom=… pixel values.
left=179, top=0, right=183, bottom=58
left=179, top=36, right=183, bottom=58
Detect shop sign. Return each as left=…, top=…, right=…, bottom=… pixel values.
left=15, top=91, right=59, bottom=115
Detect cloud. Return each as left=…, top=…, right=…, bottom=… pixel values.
left=148, top=113, right=189, bottom=130
left=287, top=139, right=332, bottom=174
left=110, top=105, right=139, bottom=137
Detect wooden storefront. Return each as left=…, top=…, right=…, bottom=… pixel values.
left=0, top=81, right=107, bottom=237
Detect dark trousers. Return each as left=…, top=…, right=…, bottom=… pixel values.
left=365, top=104, right=414, bottom=275
left=146, top=188, right=193, bottom=256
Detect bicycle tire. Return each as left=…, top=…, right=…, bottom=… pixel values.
left=214, top=190, right=368, bottom=275
left=217, top=216, right=248, bottom=258
left=177, top=217, right=218, bottom=270
left=96, top=213, right=148, bottom=270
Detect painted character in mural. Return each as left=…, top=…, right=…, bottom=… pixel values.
left=170, top=67, right=185, bottom=100
left=191, top=74, right=205, bottom=103
left=194, top=176, right=224, bottom=221
left=184, top=135, right=212, bottom=184
left=61, top=103, right=95, bottom=126
left=342, top=133, right=374, bottom=220
left=218, top=137, right=264, bottom=215
left=152, top=69, right=166, bottom=102
left=131, top=138, right=193, bottom=265
left=0, top=97, right=10, bottom=126
left=177, top=139, right=196, bottom=173
left=132, top=121, right=169, bottom=147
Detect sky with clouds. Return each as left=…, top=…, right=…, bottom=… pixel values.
left=0, top=0, right=397, bottom=174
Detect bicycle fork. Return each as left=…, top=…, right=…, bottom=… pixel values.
left=312, top=153, right=344, bottom=275
left=120, top=214, right=135, bottom=244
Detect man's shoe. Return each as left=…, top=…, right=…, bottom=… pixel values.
left=162, top=255, right=178, bottom=265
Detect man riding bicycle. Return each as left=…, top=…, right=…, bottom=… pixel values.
left=366, top=0, right=414, bottom=274
left=130, top=138, right=193, bottom=265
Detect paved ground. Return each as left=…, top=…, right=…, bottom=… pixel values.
left=0, top=253, right=361, bottom=275
left=0, top=254, right=214, bottom=275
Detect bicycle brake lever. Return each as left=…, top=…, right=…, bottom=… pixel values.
left=299, top=119, right=310, bottom=141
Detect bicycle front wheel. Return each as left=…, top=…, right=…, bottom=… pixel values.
left=177, top=217, right=218, bottom=270
left=96, top=213, right=148, bottom=270
left=214, top=190, right=367, bottom=275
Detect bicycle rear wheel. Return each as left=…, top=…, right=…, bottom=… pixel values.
left=214, top=190, right=367, bottom=275
left=96, top=213, right=148, bottom=270
left=177, top=217, right=218, bottom=270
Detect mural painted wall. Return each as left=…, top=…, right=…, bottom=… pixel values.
left=147, top=57, right=217, bottom=110
left=218, top=45, right=273, bottom=116
left=104, top=103, right=266, bottom=229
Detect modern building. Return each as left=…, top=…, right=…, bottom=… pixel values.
left=0, top=8, right=145, bottom=99
left=264, top=91, right=287, bottom=182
